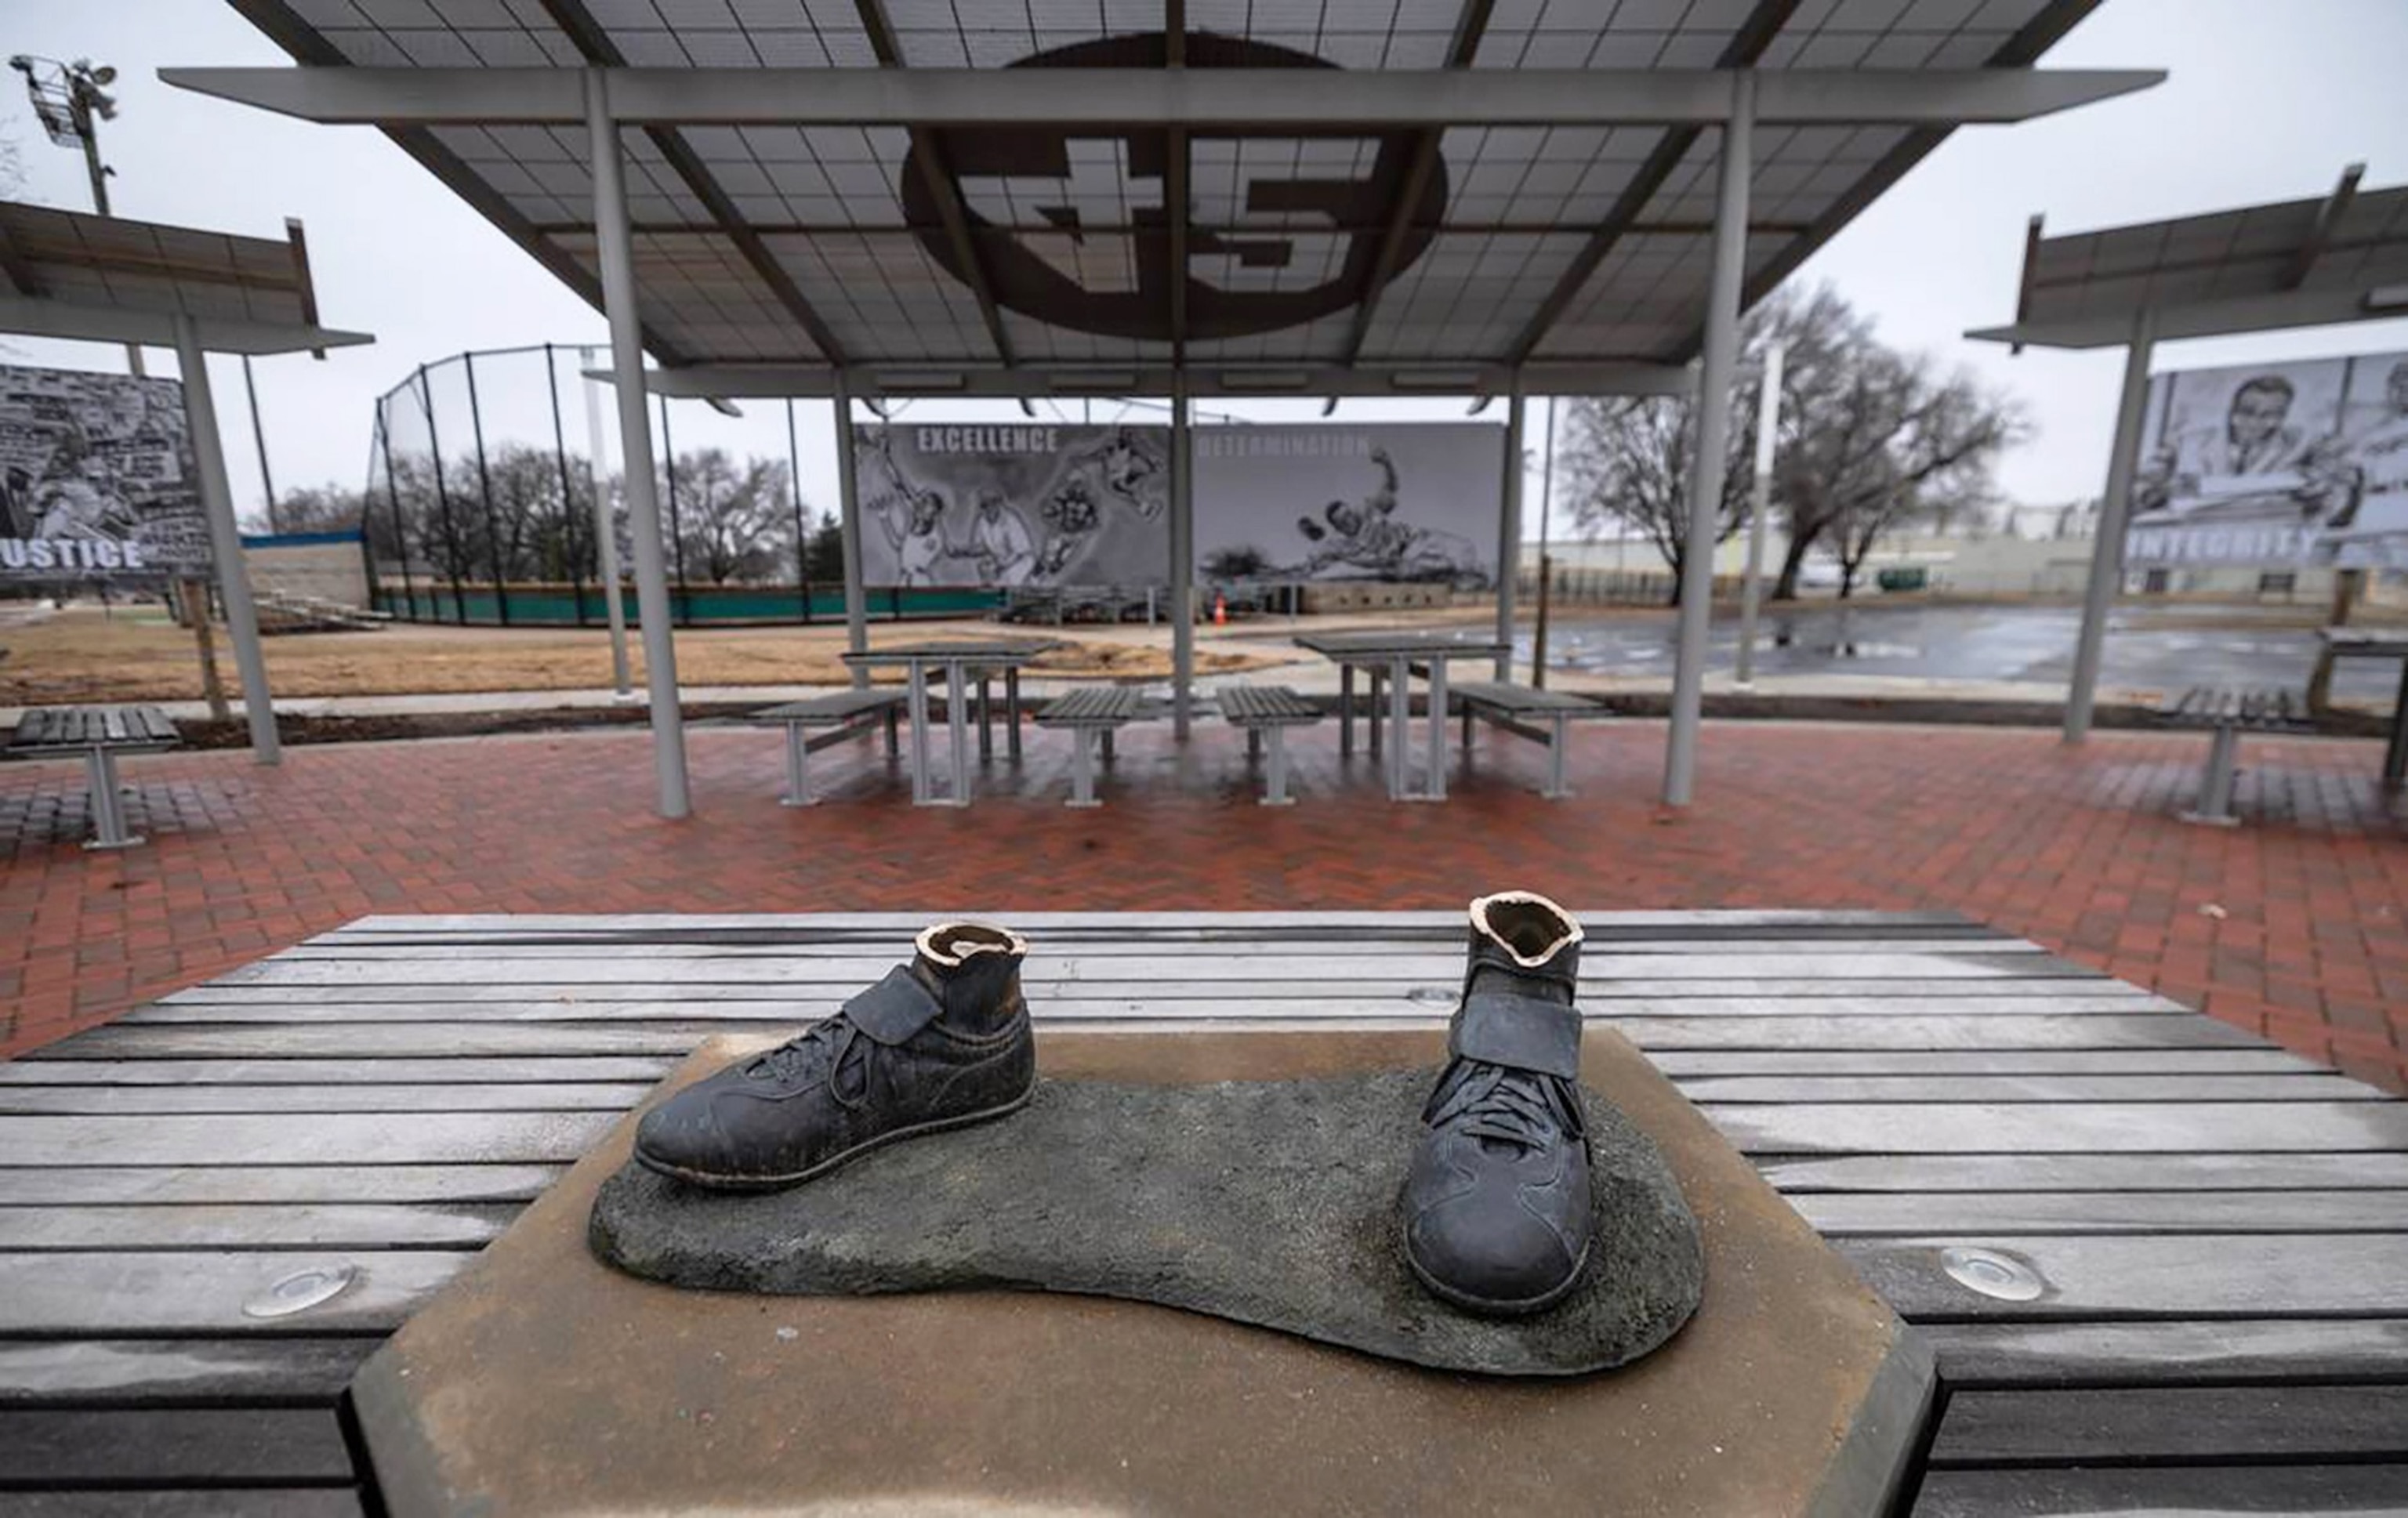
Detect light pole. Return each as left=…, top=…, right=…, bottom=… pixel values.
left=9, top=55, right=143, bottom=376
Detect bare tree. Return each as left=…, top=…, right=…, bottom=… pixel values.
left=1553, top=284, right=1870, bottom=602
left=1786, top=351, right=2027, bottom=599
left=663, top=447, right=793, bottom=585
left=1556, top=392, right=1752, bottom=602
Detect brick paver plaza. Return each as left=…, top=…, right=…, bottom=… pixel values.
left=3, top=719, right=2403, bottom=1092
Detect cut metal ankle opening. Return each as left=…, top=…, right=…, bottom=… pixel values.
left=1468, top=890, right=1582, bottom=967
left=917, top=921, right=1027, bottom=966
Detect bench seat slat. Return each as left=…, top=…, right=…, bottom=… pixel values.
left=1451, top=680, right=1609, bottom=716
left=1038, top=687, right=1144, bottom=726
left=2158, top=684, right=2312, bottom=732
left=751, top=690, right=907, bottom=725
left=1217, top=684, right=1322, bottom=726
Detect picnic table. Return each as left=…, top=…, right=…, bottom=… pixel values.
left=2320, top=627, right=2408, bottom=785
left=1292, top=628, right=1508, bottom=800
left=4, top=702, right=180, bottom=849
left=1, top=910, right=2403, bottom=1513
left=840, top=637, right=1063, bottom=806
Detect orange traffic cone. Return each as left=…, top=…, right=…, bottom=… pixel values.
left=1213, top=591, right=1228, bottom=625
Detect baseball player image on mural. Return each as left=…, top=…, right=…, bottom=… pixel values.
left=0, top=365, right=210, bottom=580
left=855, top=422, right=1172, bottom=589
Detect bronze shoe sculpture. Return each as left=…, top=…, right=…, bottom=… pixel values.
left=1401, top=891, right=1593, bottom=1315
left=634, top=922, right=1036, bottom=1190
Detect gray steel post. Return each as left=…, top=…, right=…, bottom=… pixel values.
left=1262, top=725, right=1293, bottom=807
left=781, top=722, right=816, bottom=808
left=171, top=314, right=280, bottom=764
left=1532, top=394, right=1556, bottom=687
left=241, top=354, right=277, bottom=533
left=1170, top=375, right=1195, bottom=739
left=1662, top=70, right=1753, bottom=809
left=586, top=67, right=690, bottom=818
left=578, top=344, right=633, bottom=698
left=833, top=371, right=869, bottom=688
left=1735, top=341, right=1783, bottom=689
left=2065, top=305, right=2157, bottom=744
left=1495, top=386, right=1525, bottom=680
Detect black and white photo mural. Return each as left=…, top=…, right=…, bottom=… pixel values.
left=0, top=364, right=206, bottom=581
left=851, top=418, right=1503, bottom=590
left=2128, top=350, right=2408, bottom=570
left=1191, top=422, right=1501, bottom=591
left=853, top=422, right=1170, bottom=588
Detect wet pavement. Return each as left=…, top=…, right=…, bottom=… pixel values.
left=1525, top=601, right=2407, bottom=705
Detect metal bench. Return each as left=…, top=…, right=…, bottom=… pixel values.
left=2159, top=684, right=2312, bottom=827
left=1036, top=686, right=1150, bottom=809
left=749, top=689, right=906, bottom=807
left=1215, top=683, right=1322, bottom=806
left=1449, top=680, right=1610, bottom=799
left=4, top=703, right=180, bottom=849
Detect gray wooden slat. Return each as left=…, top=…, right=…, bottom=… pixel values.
left=0, top=1084, right=653, bottom=1114
left=1841, top=1234, right=2408, bottom=1317
left=1686, top=1074, right=2383, bottom=1103
left=1708, top=1101, right=2408, bottom=1154
left=1913, top=1465, right=2408, bottom=1517
left=0, top=1338, right=378, bottom=1405
left=0, top=1165, right=563, bottom=1206
left=0, top=1408, right=354, bottom=1485
left=0, top=1058, right=676, bottom=1086
left=1930, top=1386, right=2408, bottom=1464
left=0, top=1112, right=615, bottom=1167
left=270, top=937, right=2041, bottom=961
left=332, top=910, right=1982, bottom=931
left=1648, top=1050, right=2326, bottom=1077
left=1762, top=1154, right=2408, bottom=1192
left=118, top=994, right=2183, bottom=1025
left=1792, top=1190, right=2408, bottom=1236
left=0, top=1203, right=517, bottom=1250
left=0, top=1491, right=362, bottom=1516
left=150, top=983, right=2161, bottom=1010
left=1918, top=1319, right=2408, bottom=1388
left=0, top=1251, right=464, bottom=1333
left=31, top=1013, right=2252, bottom=1060
left=214, top=951, right=2085, bottom=985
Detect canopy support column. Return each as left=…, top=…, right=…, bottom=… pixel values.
left=170, top=314, right=278, bottom=764
left=2065, top=304, right=2156, bottom=744
left=1735, top=341, right=1783, bottom=689
left=1663, top=68, right=1753, bottom=808
left=586, top=66, right=689, bottom=819
left=832, top=371, right=869, bottom=689
left=578, top=345, right=634, bottom=698
left=1495, top=384, right=1525, bottom=681
left=1171, top=373, right=1195, bottom=740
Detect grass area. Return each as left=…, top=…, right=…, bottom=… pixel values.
left=0, top=605, right=1276, bottom=705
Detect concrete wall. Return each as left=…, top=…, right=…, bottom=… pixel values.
left=240, top=531, right=370, bottom=608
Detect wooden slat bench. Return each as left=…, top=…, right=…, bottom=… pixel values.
left=748, top=690, right=905, bottom=806
left=1448, top=679, right=1609, bottom=799
left=4, top=703, right=181, bottom=849
left=2158, top=685, right=2313, bottom=826
left=1035, top=687, right=1151, bottom=808
left=1214, top=683, right=1322, bottom=806
left=0, top=909, right=2401, bottom=1513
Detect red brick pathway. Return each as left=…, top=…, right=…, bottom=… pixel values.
left=4, top=719, right=2404, bottom=1090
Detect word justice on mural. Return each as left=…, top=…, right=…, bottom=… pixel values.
left=0, top=365, right=211, bottom=581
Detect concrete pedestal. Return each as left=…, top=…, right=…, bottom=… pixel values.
left=354, top=1029, right=1933, bottom=1516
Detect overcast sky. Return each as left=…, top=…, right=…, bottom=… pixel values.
left=5, top=0, right=2406, bottom=538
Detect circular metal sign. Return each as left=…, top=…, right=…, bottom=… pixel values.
left=901, top=31, right=1447, bottom=345
left=243, top=1263, right=357, bottom=1320
left=1939, top=1246, right=2045, bottom=1302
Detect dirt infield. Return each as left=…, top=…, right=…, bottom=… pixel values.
left=0, top=605, right=1275, bottom=705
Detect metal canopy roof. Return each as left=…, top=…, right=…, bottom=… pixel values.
left=0, top=200, right=370, bottom=354
left=1970, top=164, right=2408, bottom=350
left=209, top=0, right=2134, bottom=393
